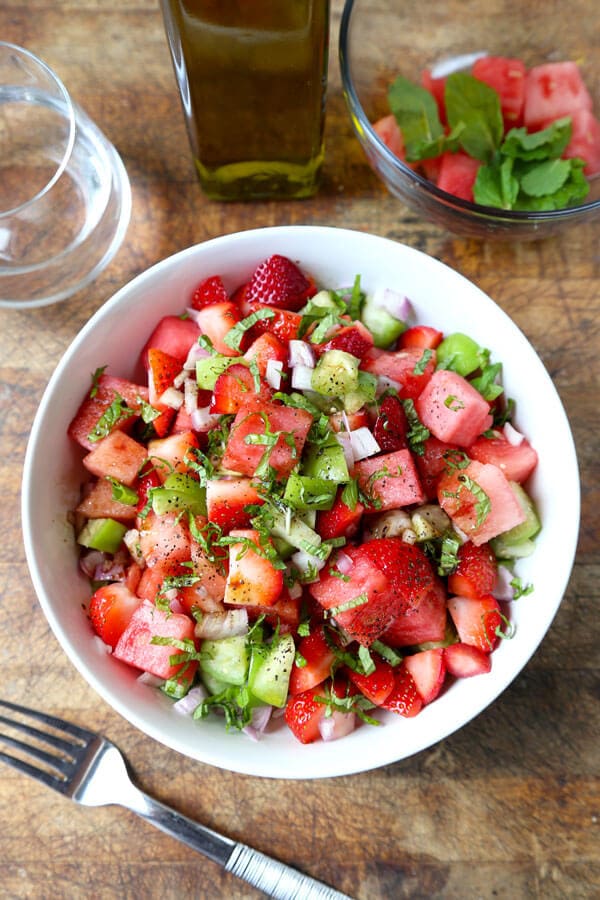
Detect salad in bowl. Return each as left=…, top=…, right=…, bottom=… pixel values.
left=22, top=227, right=579, bottom=778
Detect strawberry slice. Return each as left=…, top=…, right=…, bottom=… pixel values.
left=244, top=254, right=316, bottom=311
left=284, top=685, right=328, bottom=744
left=360, top=538, right=438, bottom=616
left=447, top=593, right=503, bottom=653
left=289, top=626, right=336, bottom=695
left=147, top=348, right=182, bottom=400
left=88, top=582, right=143, bottom=649
left=346, top=654, right=396, bottom=706
left=244, top=302, right=302, bottom=344
left=316, top=322, right=374, bottom=359
left=403, top=648, right=446, bottom=704
left=205, top=476, right=264, bottom=532
left=224, top=528, right=283, bottom=607
left=191, top=275, right=230, bottom=309
left=316, top=489, right=364, bottom=540
left=372, top=394, right=409, bottom=453
left=399, top=325, right=443, bottom=350
left=194, top=301, right=241, bottom=356
left=210, top=362, right=273, bottom=415
left=448, top=541, right=498, bottom=600
left=243, top=332, right=287, bottom=377
left=381, top=663, right=423, bottom=717
left=443, top=642, right=492, bottom=677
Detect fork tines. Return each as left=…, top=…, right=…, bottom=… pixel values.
left=0, top=698, right=97, bottom=793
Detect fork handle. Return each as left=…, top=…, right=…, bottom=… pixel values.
left=132, top=789, right=353, bottom=899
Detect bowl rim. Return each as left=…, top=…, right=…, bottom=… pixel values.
left=338, top=0, right=600, bottom=222
left=21, top=226, right=581, bottom=779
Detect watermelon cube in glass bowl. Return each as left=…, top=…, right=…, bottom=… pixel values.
left=339, top=0, right=600, bottom=239
left=22, top=226, right=579, bottom=779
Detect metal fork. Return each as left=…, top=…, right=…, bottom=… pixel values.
left=0, top=699, right=352, bottom=900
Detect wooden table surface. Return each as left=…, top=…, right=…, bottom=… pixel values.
left=1, top=2, right=599, bottom=898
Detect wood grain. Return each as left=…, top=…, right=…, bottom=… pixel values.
left=1, top=2, right=599, bottom=898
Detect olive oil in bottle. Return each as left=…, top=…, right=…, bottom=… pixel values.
left=161, top=0, right=330, bottom=201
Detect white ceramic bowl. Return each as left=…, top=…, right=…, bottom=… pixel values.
left=22, top=226, right=579, bottom=779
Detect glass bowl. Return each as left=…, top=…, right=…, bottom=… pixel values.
left=339, top=0, right=600, bottom=239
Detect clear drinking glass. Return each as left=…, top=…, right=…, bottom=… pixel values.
left=160, top=0, right=330, bottom=201
left=0, top=42, right=131, bottom=308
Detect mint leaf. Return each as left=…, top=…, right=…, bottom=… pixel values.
left=501, top=117, right=572, bottom=161
left=445, top=73, right=503, bottom=162
left=513, top=158, right=590, bottom=210
left=387, top=76, right=446, bottom=160
left=518, top=158, right=572, bottom=197
left=474, top=156, right=519, bottom=209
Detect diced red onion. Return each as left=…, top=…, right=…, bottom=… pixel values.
left=123, top=529, right=144, bottom=565
left=493, top=564, right=515, bottom=601
left=370, top=287, right=413, bottom=322
left=93, top=559, right=127, bottom=583
left=503, top=421, right=524, bottom=446
left=243, top=704, right=273, bottom=741
left=453, top=523, right=470, bottom=543
left=335, top=551, right=354, bottom=575
left=287, top=580, right=303, bottom=600
left=291, top=549, right=326, bottom=580
left=191, top=405, right=220, bottom=432
left=288, top=340, right=315, bottom=368
left=266, top=359, right=284, bottom=390
left=80, top=550, right=107, bottom=578
left=335, top=431, right=355, bottom=472
left=173, top=369, right=187, bottom=389
left=183, top=336, right=211, bottom=370
left=291, top=363, right=315, bottom=391
left=184, top=378, right=199, bottom=414
left=194, top=609, right=249, bottom=640
left=173, top=685, right=208, bottom=716
left=169, top=597, right=186, bottom=615
left=376, top=375, right=401, bottom=397
left=349, top=427, right=381, bottom=461
left=91, top=635, right=112, bottom=655
left=318, top=710, right=356, bottom=742
left=159, top=386, right=184, bottom=410
left=137, top=672, right=164, bottom=687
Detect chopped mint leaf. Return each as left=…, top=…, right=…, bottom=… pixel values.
left=223, top=308, right=275, bottom=351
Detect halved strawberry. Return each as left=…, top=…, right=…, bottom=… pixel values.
left=194, top=301, right=241, bottom=356
left=443, top=642, right=492, bottom=677
left=191, top=275, right=230, bottom=310
left=224, top=528, right=283, bottom=607
left=136, top=557, right=188, bottom=602
left=381, top=663, right=423, bottom=717
left=316, top=322, right=374, bottom=360
left=399, top=325, right=443, bottom=350
left=448, top=542, right=498, bottom=600
left=381, top=581, right=448, bottom=647
left=289, top=626, right=336, bottom=695
left=447, top=593, right=503, bottom=653
left=403, top=648, right=446, bottom=704
left=205, top=476, right=264, bottom=532
left=146, top=430, right=199, bottom=481
left=316, top=489, right=364, bottom=541
left=138, top=512, right=192, bottom=567
left=346, top=654, right=396, bottom=706
left=243, top=332, right=287, bottom=377
left=284, top=685, right=328, bottom=744
left=210, top=363, right=272, bottom=415
left=147, top=347, right=183, bottom=437
left=88, top=582, right=143, bottom=649
left=244, top=254, right=316, bottom=311
left=372, top=394, right=409, bottom=453
left=244, top=302, right=302, bottom=344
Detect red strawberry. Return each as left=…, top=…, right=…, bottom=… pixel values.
left=191, top=275, right=229, bottom=309
left=381, top=663, right=423, bottom=717
left=372, top=394, right=409, bottom=453
left=289, top=626, right=336, bottom=695
left=244, top=254, right=316, bottom=311
left=399, top=325, right=443, bottom=350
left=316, top=489, right=364, bottom=540
left=447, top=593, right=503, bottom=653
left=284, top=686, right=328, bottom=744
left=360, top=538, right=438, bottom=616
left=243, top=332, right=287, bottom=377
left=346, top=654, right=396, bottom=706
left=448, top=541, right=498, bottom=600
left=317, top=322, right=374, bottom=359
left=88, top=582, right=143, bottom=649
left=147, top=347, right=183, bottom=437
left=443, top=642, right=492, bottom=677
left=403, top=648, right=446, bottom=704
left=245, top=302, right=302, bottom=343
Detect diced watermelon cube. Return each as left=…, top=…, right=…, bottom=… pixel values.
left=141, top=316, right=201, bottom=368
left=421, top=68, right=447, bottom=124
left=372, top=115, right=418, bottom=171
left=354, top=449, right=424, bottom=511
left=415, top=369, right=493, bottom=447
left=467, top=431, right=538, bottom=484
left=83, top=430, right=148, bottom=486
left=523, top=61, right=593, bottom=131
left=68, top=374, right=149, bottom=451
left=222, top=399, right=313, bottom=479
left=361, top=347, right=436, bottom=400
left=436, top=151, right=482, bottom=202
left=562, top=108, right=600, bottom=177
left=381, top=581, right=448, bottom=647
left=437, top=459, right=526, bottom=545
left=113, top=599, right=197, bottom=681
left=75, top=477, right=138, bottom=522
left=472, top=56, right=527, bottom=129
